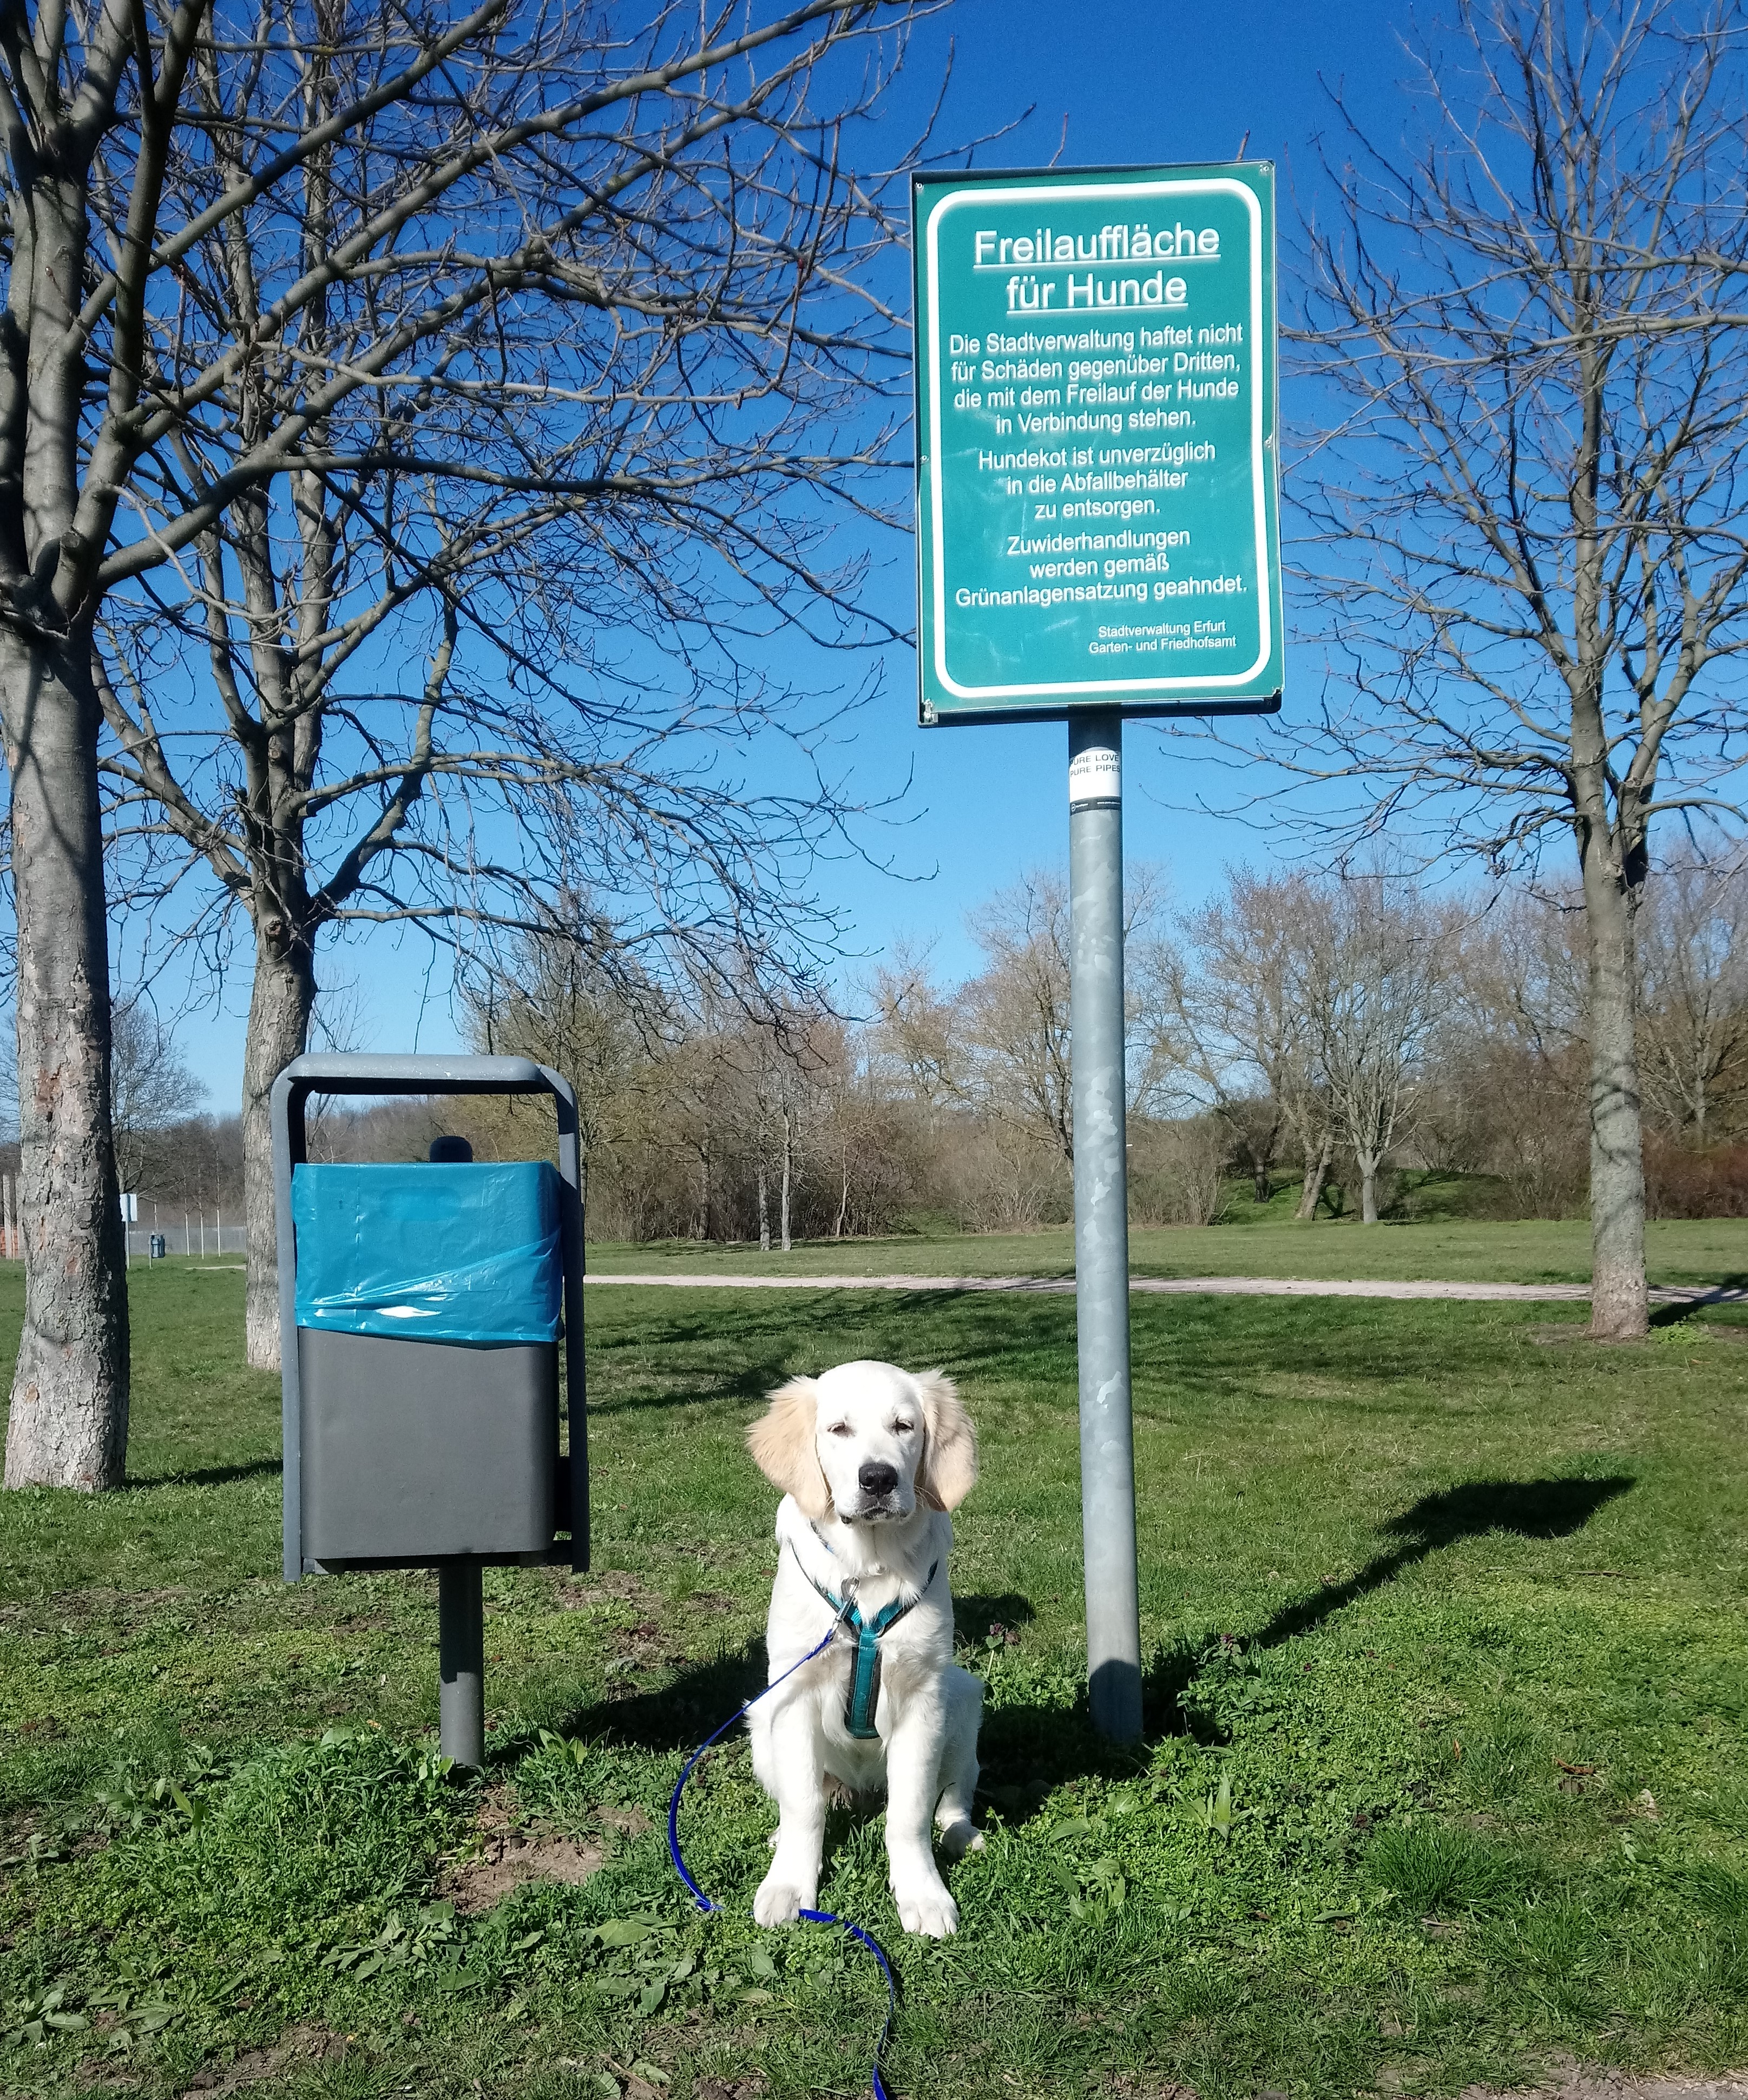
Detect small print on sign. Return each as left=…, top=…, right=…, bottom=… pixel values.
left=1068, top=747, right=1121, bottom=805
left=912, top=160, right=1283, bottom=725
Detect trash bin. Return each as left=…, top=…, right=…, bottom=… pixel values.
left=292, top=1160, right=563, bottom=1563
left=271, top=1054, right=588, bottom=1768
left=149, top=1233, right=166, bottom=1259
left=273, top=1053, right=588, bottom=1583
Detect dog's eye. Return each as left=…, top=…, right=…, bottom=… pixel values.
left=826, top=1422, right=853, bottom=1437
left=892, top=1420, right=914, bottom=1434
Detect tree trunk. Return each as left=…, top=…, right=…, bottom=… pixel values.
left=835, top=1146, right=849, bottom=1239
left=757, top=1160, right=770, bottom=1252
left=780, top=1108, right=793, bottom=1253
left=1295, top=1131, right=1333, bottom=1221
left=1357, top=1150, right=1380, bottom=1225
left=1582, top=841, right=1648, bottom=1340
left=242, top=934, right=317, bottom=1370
left=1, top=639, right=131, bottom=1489
left=1253, top=1159, right=1271, bottom=1204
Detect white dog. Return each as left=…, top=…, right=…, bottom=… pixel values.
left=744, top=1360, right=984, bottom=1939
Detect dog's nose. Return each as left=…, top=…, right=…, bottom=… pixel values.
left=858, top=1460, right=899, bottom=1498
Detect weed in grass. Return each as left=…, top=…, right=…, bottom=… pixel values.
left=1365, top=1821, right=1536, bottom=1915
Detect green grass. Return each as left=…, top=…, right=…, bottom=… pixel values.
left=586, top=1211, right=1748, bottom=1289
left=4, top=1254, right=1748, bottom=2098
left=1214, top=1167, right=1512, bottom=1229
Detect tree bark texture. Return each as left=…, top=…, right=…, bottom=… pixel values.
left=780, top=1109, right=793, bottom=1253
left=1295, top=1132, right=1333, bottom=1221
left=1358, top=1154, right=1380, bottom=1225
left=1580, top=829, right=1649, bottom=1340
left=1, top=638, right=130, bottom=1488
left=242, top=938, right=317, bottom=1369
left=0, top=57, right=138, bottom=1487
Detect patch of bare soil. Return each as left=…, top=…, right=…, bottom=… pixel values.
left=600, top=1803, right=652, bottom=1838
left=1, top=1585, right=195, bottom=1633
left=1099, top=2067, right=1748, bottom=2100
left=1460, top=2066, right=1748, bottom=2100
left=550, top=1568, right=663, bottom=1612
left=176, top=2024, right=349, bottom=2098
left=437, top=1791, right=603, bottom=1915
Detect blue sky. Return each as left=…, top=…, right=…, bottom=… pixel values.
left=153, top=0, right=1415, bottom=1108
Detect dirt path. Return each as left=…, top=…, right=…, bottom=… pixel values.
left=584, top=1271, right=1742, bottom=1305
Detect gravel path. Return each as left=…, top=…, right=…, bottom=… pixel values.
left=584, top=1271, right=1743, bottom=1305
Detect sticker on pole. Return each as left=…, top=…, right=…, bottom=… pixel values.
left=912, top=161, right=1283, bottom=725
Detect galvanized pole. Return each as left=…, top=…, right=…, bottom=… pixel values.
left=438, top=1560, right=486, bottom=1768
left=1068, top=713, right=1143, bottom=1741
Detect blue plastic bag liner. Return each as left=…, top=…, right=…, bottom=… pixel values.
left=292, top=1162, right=562, bottom=1343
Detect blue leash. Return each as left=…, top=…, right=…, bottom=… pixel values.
left=666, top=1609, right=900, bottom=2100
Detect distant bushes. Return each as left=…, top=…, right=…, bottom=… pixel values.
left=1645, top=1142, right=1748, bottom=1220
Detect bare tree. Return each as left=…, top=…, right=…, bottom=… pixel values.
left=1638, top=855, right=1748, bottom=1143
left=0, top=0, right=945, bottom=1479
left=1302, top=875, right=1453, bottom=1225
left=1151, top=868, right=1334, bottom=1218
left=955, top=866, right=1168, bottom=1169
left=962, top=871, right=1076, bottom=1166
left=98, top=0, right=939, bottom=1368
left=1428, top=889, right=1592, bottom=1216
left=110, top=1004, right=205, bottom=1197
left=1230, top=0, right=1748, bottom=1332
left=464, top=914, right=660, bottom=1221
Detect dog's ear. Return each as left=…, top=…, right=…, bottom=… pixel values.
left=914, top=1370, right=977, bottom=1512
left=747, top=1376, right=831, bottom=1519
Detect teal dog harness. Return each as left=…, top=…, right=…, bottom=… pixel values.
left=790, top=1535, right=939, bottom=1740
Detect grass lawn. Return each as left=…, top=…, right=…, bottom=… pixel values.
left=584, top=1213, right=1748, bottom=1290
left=5, top=1254, right=1748, bottom=2100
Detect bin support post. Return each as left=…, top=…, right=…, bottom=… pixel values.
left=438, top=1560, right=485, bottom=1768
left=1068, top=713, right=1143, bottom=1742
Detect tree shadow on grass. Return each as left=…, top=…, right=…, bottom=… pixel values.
left=1651, top=1277, right=1748, bottom=1329
left=127, top=1456, right=282, bottom=1488
left=988, top=1473, right=1638, bottom=1800
left=551, top=1473, right=1636, bottom=1823
left=575, top=1636, right=774, bottom=1752
left=583, top=1291, right=1082, bottom=1415
left=1251, top=1473, right=1636, bottom=1652
left=557, top=1597, right=1041, bottom=1756
left=952, top=1592, right=1036, bottom=1645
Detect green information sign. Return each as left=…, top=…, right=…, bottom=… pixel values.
left=912, top=162, right=1283, bottom=725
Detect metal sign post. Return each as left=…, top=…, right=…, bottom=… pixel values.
left=912, top=163, right=1282, bottom=1740
left=1067, top=716, right=1141, bottom=1737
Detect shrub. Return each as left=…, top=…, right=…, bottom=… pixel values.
left=1645, top=1141, right=1748, bottom=1219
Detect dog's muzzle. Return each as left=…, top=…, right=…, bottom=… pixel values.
left=853, top=1460, right=903, bottom=1520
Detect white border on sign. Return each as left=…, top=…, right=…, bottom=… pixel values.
left=924, top=178, right=1271, bottom=702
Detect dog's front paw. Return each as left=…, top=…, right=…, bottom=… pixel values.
left=893, top=1878, right=960, bottom=1938
left=937, top=1816, right=984, bottom=1861
left=754, top=1870, right=812, bottom=1927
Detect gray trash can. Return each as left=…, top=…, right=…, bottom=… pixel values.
left=271, top=1054, right=588, bottom=1768
left=149, top=1233, right=166, bottom=1260
left=292, top=1160, right=562, bottom=1563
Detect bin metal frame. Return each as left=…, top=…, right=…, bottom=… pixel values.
left=272, top=1053, right=589, bottom=1584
